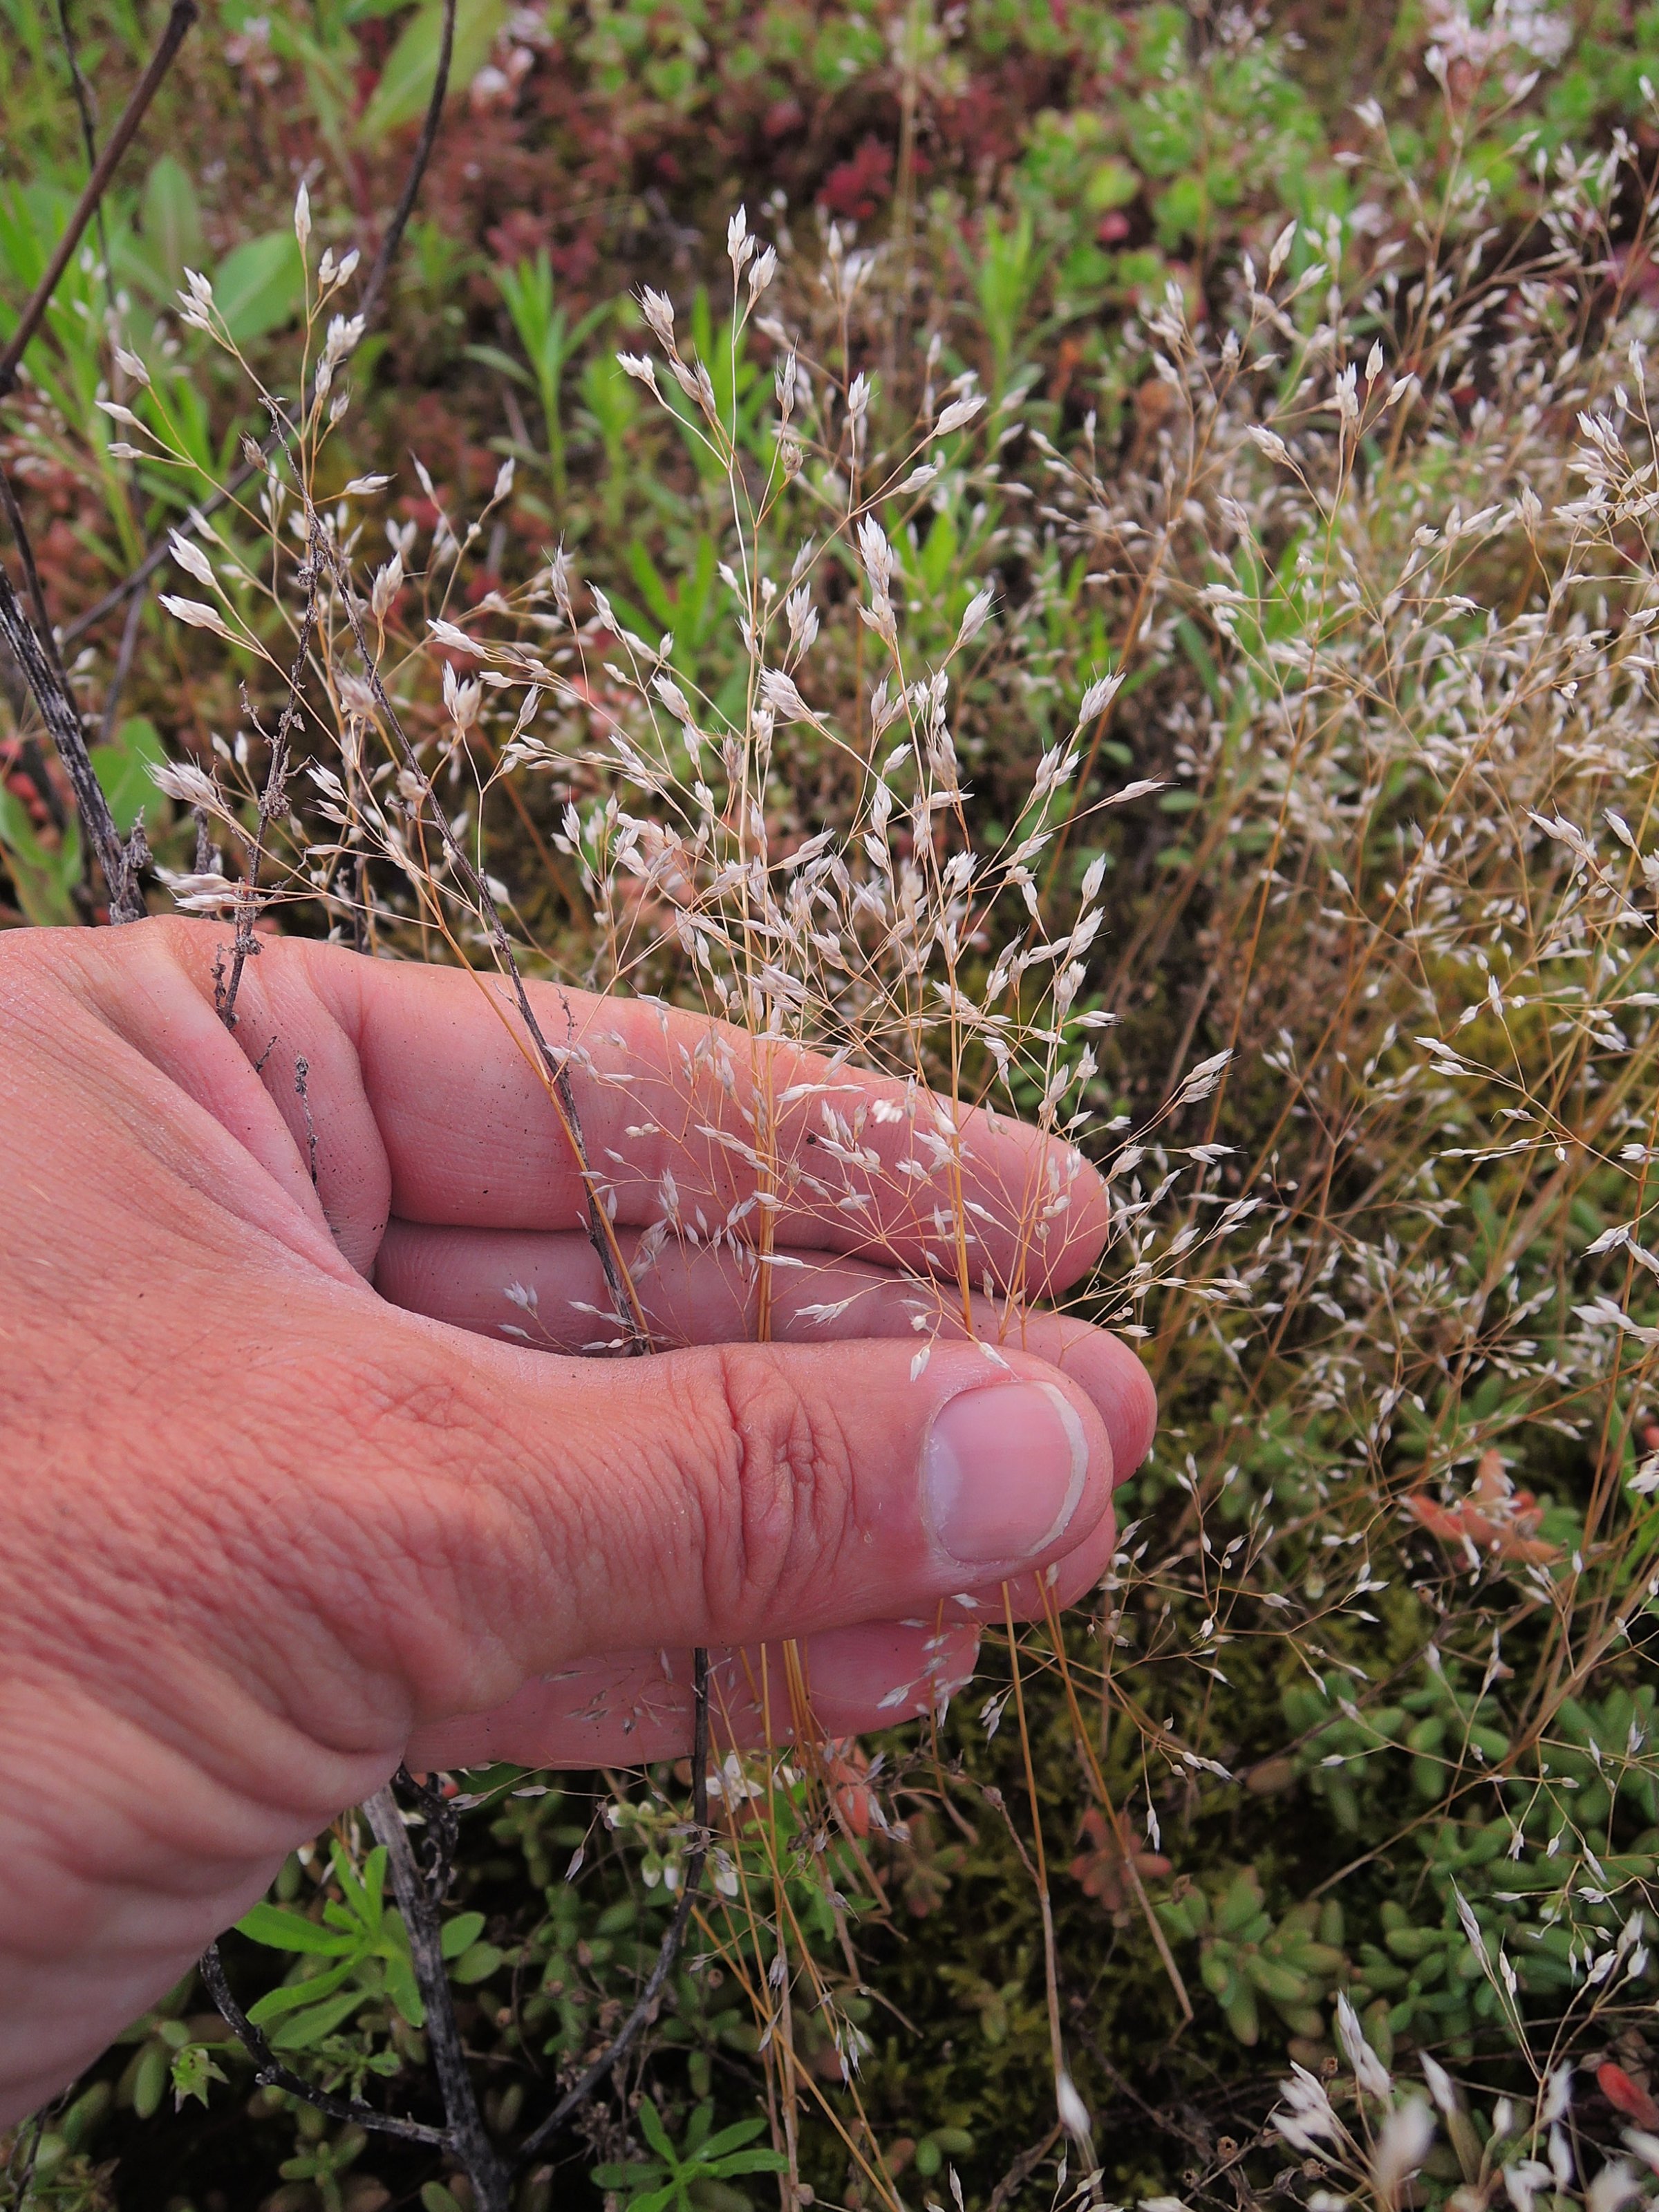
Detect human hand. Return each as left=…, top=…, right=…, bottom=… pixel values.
left=0, top=917, right=1153, bottom=2121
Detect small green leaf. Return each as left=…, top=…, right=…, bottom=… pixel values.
left=0, top=782, right=80, bottom=926
left=451, top=1940, right=504, bottom=1984
left=268, top=1986, right=374, bottom=2052
left=361, top=1844, right=388, bottom=1931
left=89, top=717, right=167, bottom=836
left=382, top=1938, right=426, bottom=2027
left=698, top=2118, right=769, bottom=2159
left=359, top=0, right=506, bottom=140
left=236, top=1902, right=358, bottom=1956
left=212, top=232, right=304, bottom=346
left=140, top=155, right=203, bottom=290
left=635, top=2097, right=675, bottom=2159
left=624, top=2185, right=679, bottom=2212
left=330, top=1837, right=377, bottom=1930
left=440, top=1911, right=486, bottom=1960
left=246, top=1957, right=361, bottom=2024
left=706, top=2150, right=789, bottom=2179
left=131, top=2039, right=170, bottom=2120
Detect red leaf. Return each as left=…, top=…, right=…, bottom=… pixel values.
left=1598, top=2063, right=1659, bottom=2130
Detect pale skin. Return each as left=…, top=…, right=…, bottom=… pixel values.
left=0, top=918, right=1156, bottom=2125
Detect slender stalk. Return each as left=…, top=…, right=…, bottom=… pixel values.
left=53, top=0, right=113, bottom=301
left=218, top=512, right=322, bottom=1029
left=95, top=581, right=147, bottom=747
left=357, top=0, right=458, bottom=334
left=323, top=534, right=653, bottom=1352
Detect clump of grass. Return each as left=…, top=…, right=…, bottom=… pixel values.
left=6, top=8, right=1659, bottom=2212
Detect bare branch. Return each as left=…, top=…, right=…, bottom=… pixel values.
left=0, top=545, right=144, bottom=921
left=362, top=1783, right=509, bottom=2212
left=197, top=1942, right=448, bottom=2148
left=0, top=460, right=72, bottom=698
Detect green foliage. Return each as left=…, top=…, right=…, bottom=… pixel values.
left=358, top=0, right=506, bottom=140
left=236, top=1839, right=427, bottom=2048
left=471, top=253, right=608, bottom=500
left=591, top=2099, right=788, bottom=2212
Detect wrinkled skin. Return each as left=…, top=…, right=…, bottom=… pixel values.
left=0, top=919, right=1155, bottom=2122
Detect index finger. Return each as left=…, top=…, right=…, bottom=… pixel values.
left=317, top=944, right=1112, bottom=1293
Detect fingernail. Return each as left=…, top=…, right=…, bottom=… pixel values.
left=921, top=1380, right=1091, bottom=1567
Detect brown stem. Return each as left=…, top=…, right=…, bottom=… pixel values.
left=0, top=461, right=72, bottom=697
left=357, top=0, right=457, bottom=333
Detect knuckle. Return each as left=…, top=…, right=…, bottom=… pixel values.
left=693, top=1346, right=856, bottom=1634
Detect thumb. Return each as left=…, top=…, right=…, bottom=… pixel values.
left=287, top=1310, right=1116, bottom=1743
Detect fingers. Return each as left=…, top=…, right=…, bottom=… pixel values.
left=375, top=1218, right=1156, bottom=1488
left=405, top=1618, right=982, bottom=1768
left=131, top=924, right=1112, bottom=1293
left=341, top=954, right=1107, bottom=1286
left=267, top=1307, right=1121, bottom=1750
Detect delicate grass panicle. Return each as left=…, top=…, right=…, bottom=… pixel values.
left=5, top=5, right=1659, bottom=2209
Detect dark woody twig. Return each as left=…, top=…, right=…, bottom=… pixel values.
left=0, top=460, right=73, bottom=698
left=196, top=1942, right=447, bottom=2148
left=363, top=1784, right=509, bottom=2212
left=357, top=0, right=457, bottom=335
left=398, top=1763, right=462, bottom=1904
left=0, top=556, right=144, bottom=920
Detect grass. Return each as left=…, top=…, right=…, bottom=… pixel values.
left=3, top=3, right=1659, bottom=2211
